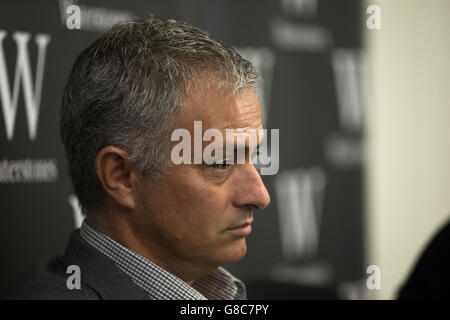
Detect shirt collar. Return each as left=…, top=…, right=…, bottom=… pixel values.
left=79, top=220, right=246, bottom=300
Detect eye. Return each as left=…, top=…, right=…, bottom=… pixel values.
left=211, top=159, right=230, bottom=170
left=251, top=148, right=260, bottom=163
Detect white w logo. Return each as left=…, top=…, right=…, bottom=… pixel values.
left=0, top=31, right=51, bottom=141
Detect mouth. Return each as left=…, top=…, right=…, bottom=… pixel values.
left=226, top=220, right=253, bottom=237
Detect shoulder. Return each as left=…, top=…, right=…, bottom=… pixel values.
left=398, top=219, right=450, bottom=299
left=10, top=255, right=100, bottom=300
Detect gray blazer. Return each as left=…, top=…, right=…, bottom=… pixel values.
left=12, top=230, right=150, bottom=300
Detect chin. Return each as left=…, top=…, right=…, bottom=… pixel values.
left=218, top=238, right=248, bottom=265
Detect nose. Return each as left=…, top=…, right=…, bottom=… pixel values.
left=233, top=164, right=271, bottom=210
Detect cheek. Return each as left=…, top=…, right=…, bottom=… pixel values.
left=177, top=187, right=230, bottom=237
left=138, top=168, right=235, bottom=245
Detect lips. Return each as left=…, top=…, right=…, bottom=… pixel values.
left=227, top=220, right=253, bottom=236
left=231, top=222, right=251, bottom=229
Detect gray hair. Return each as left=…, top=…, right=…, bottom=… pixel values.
left=60, top=17, right=258, bottom=214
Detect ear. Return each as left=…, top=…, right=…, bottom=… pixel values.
left=95, top=146, right=137, bottom=210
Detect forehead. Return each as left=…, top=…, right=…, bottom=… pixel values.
left=181, top=86, right=263, bottom=132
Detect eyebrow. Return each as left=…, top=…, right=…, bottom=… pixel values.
left=232, top=144, right=259, bottom=153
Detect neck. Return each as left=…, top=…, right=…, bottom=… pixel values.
left=85, top=207, right=209, bottom=286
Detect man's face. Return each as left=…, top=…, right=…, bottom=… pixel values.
left=133, top=86, right=270, bottom=274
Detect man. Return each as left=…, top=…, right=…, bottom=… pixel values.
left=14, top=17, right=270, bottom=299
